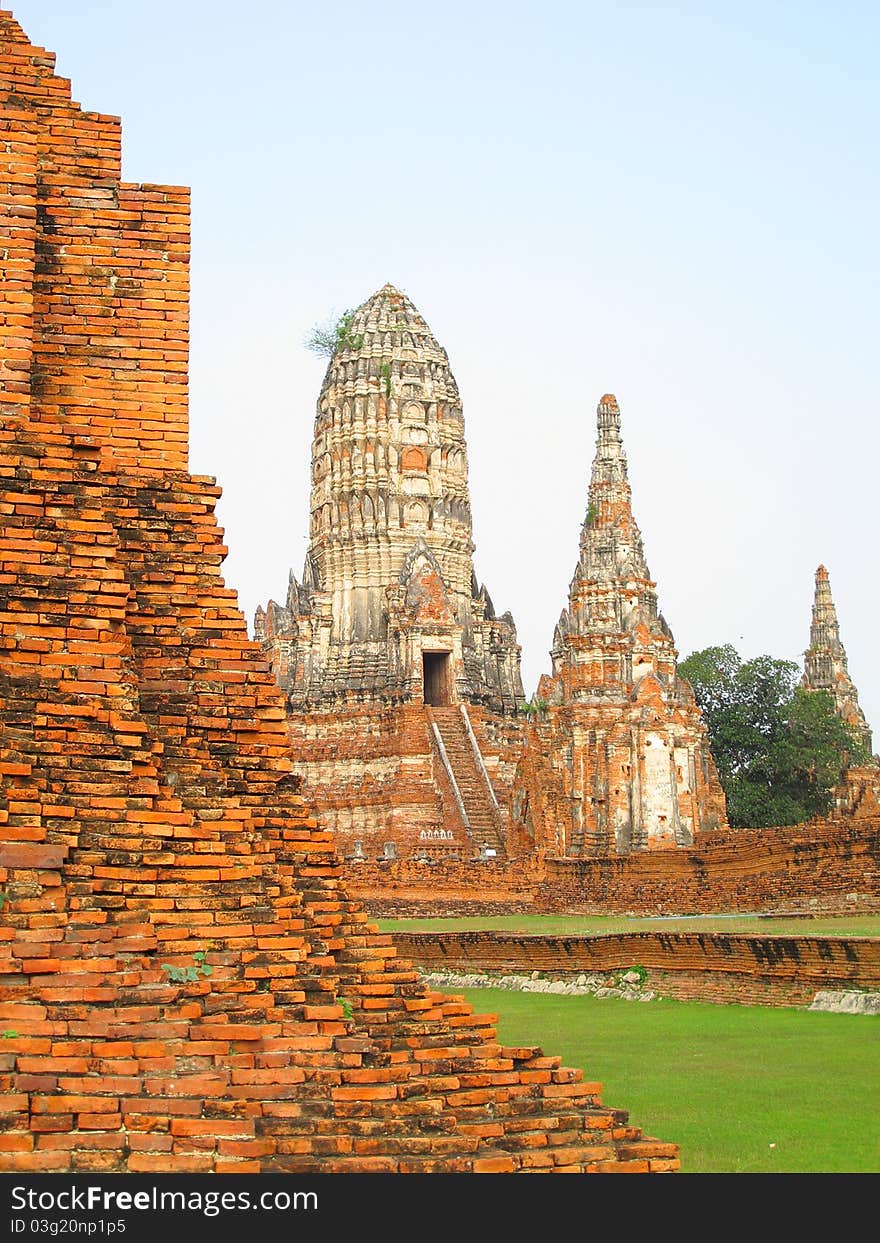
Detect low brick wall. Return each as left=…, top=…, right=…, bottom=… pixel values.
left=348, top=857, right=540, bottom=915
left=393, top=931, right=880, bottom=1007
left=350, top=818, right=880, bottom=916
left=542, top=819, right=880, bottom=914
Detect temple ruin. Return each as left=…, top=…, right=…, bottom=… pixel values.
left=0, top=8, right=679, bottom=1173
left=257, top=286, right=526, bottom=863
left=258, top=301, right=727, bottom=861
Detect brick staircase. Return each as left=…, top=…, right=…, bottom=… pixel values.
left=429, top=706, right=506, bottom=856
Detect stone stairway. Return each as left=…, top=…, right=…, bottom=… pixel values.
left=429, top=706, right=506, bottom=856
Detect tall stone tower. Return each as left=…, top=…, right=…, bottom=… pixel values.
left=514, top=396, right=727, bottom=854
left=257, top=286, right=525, bottom=860
left=802, top=565, right=872, bottom=755
left=257, top=284, right=523, bottom=713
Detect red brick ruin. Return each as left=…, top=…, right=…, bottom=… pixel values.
left=0, top=12, right=680, bottom=1173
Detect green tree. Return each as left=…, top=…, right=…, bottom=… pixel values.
left=679, top=645, right=867, bottom=828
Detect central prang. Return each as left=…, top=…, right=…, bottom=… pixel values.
left=256, top=284, right=524, bottom=715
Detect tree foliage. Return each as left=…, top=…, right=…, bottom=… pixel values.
left=679, top=644, right=868, bottom=828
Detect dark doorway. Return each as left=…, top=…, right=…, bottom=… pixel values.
left=422, top=651, right=451, bottom=706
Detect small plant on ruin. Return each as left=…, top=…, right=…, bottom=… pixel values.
left=3, top=1030, right=19, bottom=1039
left=339, top=998, right=354, bottom=1020
left=380, top=361, right=392, bottom=397
left=619, top=964, right=649, bottom=985
left=305, top=308, right=365, bottom=357
left=161, top=951, right=213, bottom=984
left=586, top=502, right=599, bottom=526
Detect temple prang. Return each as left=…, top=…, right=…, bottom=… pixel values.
left=257, top=284, right=523, bottom=714
left=257, top=286, right=526, bottom=864
left=802, top=564, right=873, bottom=756
left=260, top=356, right=727, bottom=863
left=511, top=395, right=728, bottom=855
left=801, top=565, right=879, bottom=819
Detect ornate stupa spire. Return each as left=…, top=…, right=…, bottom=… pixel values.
left=536, top=395, right=726, bottom=853
left=803, top=565, right=872, bottom=754
left=257, top=284, right=523, bottom=714
left=552, top=394, right=671, bottom=684
left=589, top=396, right=636, bottom=516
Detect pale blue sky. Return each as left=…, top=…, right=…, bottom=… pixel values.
left=14, top=1, right=880, bottom=740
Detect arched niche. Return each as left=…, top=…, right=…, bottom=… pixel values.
left=401, top=445, right=428, bottom=473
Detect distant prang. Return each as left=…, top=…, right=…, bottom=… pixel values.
left=802, top=564, right=872, bottom=756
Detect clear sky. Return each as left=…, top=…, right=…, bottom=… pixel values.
left=14, top=0, right=879, bottom=744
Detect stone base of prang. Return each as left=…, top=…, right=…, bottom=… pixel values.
left=346, top=817, right=880, bottom=916
left=513, top=696, right=728, bottom=857
left=392, top=931, right=880, bottom=1009
left=834, top=764, right=880, bottom=820
left=284, top=702, right=525, bottom=860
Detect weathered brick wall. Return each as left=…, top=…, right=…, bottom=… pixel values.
left=541, top=820, right=880, bottom=914
left=394, top=930, right=880, bottom=1007
left=348, top=857, right=540, bottom=915
left=351, top=819, right=880, bottom=916
left=0, top=10, right=677, bottom=1174
left=513, top=698, right=727, bottom=858
left=284, top=703, right=465, bottom=856
left=0, top=19, right=188, bottom=470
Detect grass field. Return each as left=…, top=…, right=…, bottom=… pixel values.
left=378, top=913, right=880, bottom=937
left=458, top=988, right=880, bottom=1173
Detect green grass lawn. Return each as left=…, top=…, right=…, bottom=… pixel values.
left=458, top=989, right=880, bottom=1173
left=379, top=913, right=880, bottom=937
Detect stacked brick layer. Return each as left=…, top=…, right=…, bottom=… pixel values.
left=280, top=702, right=524, bottom=860
left=348, top=818, right=880, bottom=916
left=0, top=11, right=676, bottom=1173
left=394, top=931, right=880, bottom=1008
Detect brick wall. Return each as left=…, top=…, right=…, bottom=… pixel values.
left=348, top=856, right=540, bottom=914
left=350, top=819, right=880, bottom=916
left=394, top=930, right=880, bottom=1007
left=542, top=818, right=880, bottom=914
